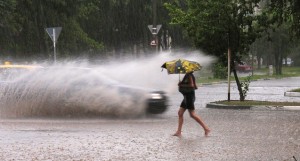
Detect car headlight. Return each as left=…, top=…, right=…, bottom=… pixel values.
left=149, top=93, right=163, bottom=99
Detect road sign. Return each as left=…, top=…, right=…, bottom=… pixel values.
left=45, top=27, right=62, bottom=64
left=150, top=39, right=157, bottom=46
left=148, top=24, right=162, bottom=35
left=46, top=27, right=62, bottom=43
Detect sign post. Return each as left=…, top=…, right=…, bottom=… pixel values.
left=46, top=27, right=62, bottom=64
left=148, top=24, right=162, bottom=51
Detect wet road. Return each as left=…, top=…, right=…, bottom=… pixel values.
left=0, top=77, right=300, bottom=161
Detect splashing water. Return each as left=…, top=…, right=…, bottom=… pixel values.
left=0, top=51, right=215, bottom=118
left=97, top=51, right=216, bottom=93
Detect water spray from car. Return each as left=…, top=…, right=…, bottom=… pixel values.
left=0, top=51, right=215, bottom=118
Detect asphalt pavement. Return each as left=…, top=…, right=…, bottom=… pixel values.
left=0, top=77, right=300, bottom=161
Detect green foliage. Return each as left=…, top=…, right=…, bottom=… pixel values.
left=0, top=0, right=17, bottom=52
left=240, top=75, right=252, bottom=99
left=164, top=0, right=269, bottom=101
left=199, top=66, right=300, bottom=85
left=290, top=88, right=300, bottom=92
left=0, top=0, right=191, bottom=60
left=212, top=63, right=227, bottom=79
left=165, top=0, right=263, bottom=59
left=0, top=0, right=16, bottom=19
left=0, top=0, right=106, bottom=59
left=266, top=0, right=300, bottom=38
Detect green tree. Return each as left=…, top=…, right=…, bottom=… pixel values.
left=78, top=0, right=153, bottom=57
left=0, top=0, right=104, bottom=61
left=266, top=0, right=300, bottom=38
left=165, top=0, right=266, bottom=101
left=250, top=1, right=297, bottom=73
left=0, top=0, right=17, bottom=55
left=268, top=26, right=291, bottom=74
left=0, top=0, right=188, bottom=61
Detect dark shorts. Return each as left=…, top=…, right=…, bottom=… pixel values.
left=180, top=91, right=195, bottom=110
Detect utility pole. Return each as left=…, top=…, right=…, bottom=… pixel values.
left=227, top=32, right=231, bottom=101
left=228, top=47, right=231, bottom=101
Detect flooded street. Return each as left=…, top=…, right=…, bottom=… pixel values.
left=2, top=1, right=300, bottom=160
left=1, top=77, right=300, bottom=161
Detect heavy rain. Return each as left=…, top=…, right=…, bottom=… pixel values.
left=0, top=1, right=300, bottom=161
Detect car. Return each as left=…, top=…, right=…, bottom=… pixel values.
left=0, top=64, right=43, bottom=81
left=0, top=65, right=168, bottom=118
left=235, top=61, right=253, bottom=73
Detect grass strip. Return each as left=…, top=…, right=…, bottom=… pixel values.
left=290, top=88, right=300, bottom=92
left=198, top=66, right=300, bottom=84
left=214, top=100, right=300, bottom=106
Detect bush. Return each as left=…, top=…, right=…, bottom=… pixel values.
left=241, top=75, right=252, bottom=99
left=213, top=63, right=227, bottom=79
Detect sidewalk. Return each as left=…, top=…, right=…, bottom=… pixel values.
left=206, top=102, right=300, bottom=111
left=199, top=77, right=278, bottom=86
left=204, top=77, right=300, bottom=111
left=285, top=91, right=300, bottom=97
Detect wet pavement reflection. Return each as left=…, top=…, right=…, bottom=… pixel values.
left=0, top=77, right=300, bottom=161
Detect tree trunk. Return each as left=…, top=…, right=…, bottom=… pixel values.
left=274, top=48, right=279, bottom=75
left=257, top=55, right=262, bottom=69
left=274, top=42, right=283, bottom=75
left=233, top=69, right=245, bottom=101
left=279, top=50, right=283, bottom=75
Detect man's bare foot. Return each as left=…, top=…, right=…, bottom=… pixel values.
left=204, top=129, right=211, bottom=137
left=173, top=132, right=182, bottom=137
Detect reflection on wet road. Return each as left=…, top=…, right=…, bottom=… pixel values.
left=0, top=77, right=300, bottom=160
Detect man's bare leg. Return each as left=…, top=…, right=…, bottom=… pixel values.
left=189, top=110, right=211, bottom=136
left=173, top=107, right=186, bottom=137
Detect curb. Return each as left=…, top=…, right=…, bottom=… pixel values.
left=206, top=103, right=300, bottom=111
left=199, top=81, right=227, bottom=86
left=284, top=92, right=300, bottom=97
left=199, top=77, right=281, bottom=86
left=206, top=103, right=251, bottom=110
